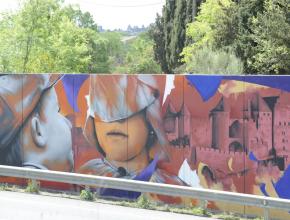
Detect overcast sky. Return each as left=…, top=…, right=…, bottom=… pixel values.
left=0, top=0, right=165, bottom=30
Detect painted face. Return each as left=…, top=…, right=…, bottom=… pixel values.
left=94, top=112, right=149, bottom=162
left=24, top=88, right=74, bottom=171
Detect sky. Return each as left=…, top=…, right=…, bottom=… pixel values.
left=0, top=0, right=165, bottom=30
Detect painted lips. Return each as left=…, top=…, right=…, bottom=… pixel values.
left=106, top=131, right=128, bottom=138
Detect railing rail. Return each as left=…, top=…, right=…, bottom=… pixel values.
left=0, top=165, right=289, bottom=220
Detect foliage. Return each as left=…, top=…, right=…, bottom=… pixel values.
left=3, top=0, right=287, bottom=74
left=0, top=0, right=110, bottom=73
left=100, top=31, right=125, bottom=72
left=183, top=0, right=234, bottom=52
left=25, top=179, right=40, bottom=194
left=80, top=189, right=95, bottom=201
left=0, top=183, right=8, bottom=191
left=183, top=46, right=243, bottom=75
left=114, top=32, right=162, bottom=74
left=137, top=195, right=152, bottom=209
left=62, top=4, right=98, bottom=31
left=249, top=0, right=290, bottom=74
left=190, top=207, right=211, bottom=217
left=150, top=0, right=203, bottom=73
left=181, top=0, right=290, bottom=75
left=49, top=17, right=92, bottom=73
left=0, top=13, right=18, bottom=72
left=149, top=14, right=169, bottom=73
left=101, top=32, right=124, bottom=58
left=87, top=33, right=112, bottom=73
left=181, top=0, right=243, bottom=74
left=0, top=0, right=159, bottom=73
left=227, top=0, right=290, bottom=74
left=226, top=0, right=265, bottom=73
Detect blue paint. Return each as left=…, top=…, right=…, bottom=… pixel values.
left=225, top=76, right=290, bottom=92
left=100, top=155, right=159, bottom=200
left=274, top=165, right=290, bottom=199
left=186, top=75, right=290, bottom=102
left=249, top=151, right=258, bottom=162
left=260, top=183, right=270, bottom=197
left=62, top=74, right=89, bottom=112
left=186, top=75, right=223, bottom=101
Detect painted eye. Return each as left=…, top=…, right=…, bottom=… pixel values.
left=58, top=107, right=61, bottom=113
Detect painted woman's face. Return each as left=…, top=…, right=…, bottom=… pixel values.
left=94, top=112, right=149, bottom=162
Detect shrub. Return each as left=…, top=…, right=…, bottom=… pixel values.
left=183, top=46, right=243, bottom=75
left=80, top=189, right=95, bottom=201
left=0, top=183, right=8, bottom=191
left=25, top=179, right=40, bottom=194
left=137, top=195, right=152, bottom=209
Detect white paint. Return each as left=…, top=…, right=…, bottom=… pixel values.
left=178, top=159, right=202, bottom=188
left=163, top=75, right=175, bottom=105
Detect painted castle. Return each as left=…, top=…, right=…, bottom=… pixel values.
left=163, top=91, right=290, bottom=181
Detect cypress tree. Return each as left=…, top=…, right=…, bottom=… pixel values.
left=169, top=0, right=187, bottom=71
left=163, top=0, right=176, bottom=73
left=150, top=0, right=204, bottom=73
left=149, top=14, right=169, bottom=73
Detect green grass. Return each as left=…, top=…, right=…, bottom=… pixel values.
left=0, top=183, right=8, bottom=191
left=80, top=188, right=95, bottom=201
left=25, top=179, right=40, bottom=194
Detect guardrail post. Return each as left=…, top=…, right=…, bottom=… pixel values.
left=264, top=208, right=269, bottom=220
left=200, top=199, right=207, bottom=210
left=263, top=199, right=270, bottom=220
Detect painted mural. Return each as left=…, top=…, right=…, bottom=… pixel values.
left=0, top=74, right=290, bottom=218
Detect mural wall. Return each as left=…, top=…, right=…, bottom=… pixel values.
left=0, top=74, right=290, bottom=217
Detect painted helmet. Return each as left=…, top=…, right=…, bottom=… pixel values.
left=0, top=74, right=62, bottom=150
left=84, top=75, right=168, bottom=156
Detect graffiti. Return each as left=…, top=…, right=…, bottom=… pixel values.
left=0, top=75, right=73, bottom=171
left=1, top=74, right=290, bottom=217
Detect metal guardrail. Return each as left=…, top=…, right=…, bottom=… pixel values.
left=0, top=165, right=289, bottom=220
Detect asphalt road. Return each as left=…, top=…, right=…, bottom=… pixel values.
left=0, top=191, right=217, bottom=220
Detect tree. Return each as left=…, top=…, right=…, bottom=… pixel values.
left=149, top=14, right=169, bottom=73
left=162, top=0, right=175, bottom=73
left=181, top=0, right=290, bottom=75
left=100, top=32, right=123, bottom=58
left=87, top=33, right=111, bottom=73
left=249, top=0, right=290, bottom=74
left=183, top=46, right=243, bottom=74
left=182, top=0, right=236, bottom=62
left=51, top=17, right=92, bottom=73
left=0, top=13, right=19, bottom=72
left=114, top=32, right=161, bottom=74
left=169, top=0, right=187, bottom=71
left=213, top=0, right=289, bottom=74
left=0, top=0, right=111, bottom=73
left=150, top=0, right=204, bottom=73
left=127, top=33, right=161, bottom=74
left=228, top=0, right=265, bottom=73
left=62, top=5, right=98, bottom=31
left=3, top=0, right=64, bottom=72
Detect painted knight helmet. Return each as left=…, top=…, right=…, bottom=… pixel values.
left=84, top=75, right=168, bottom=157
